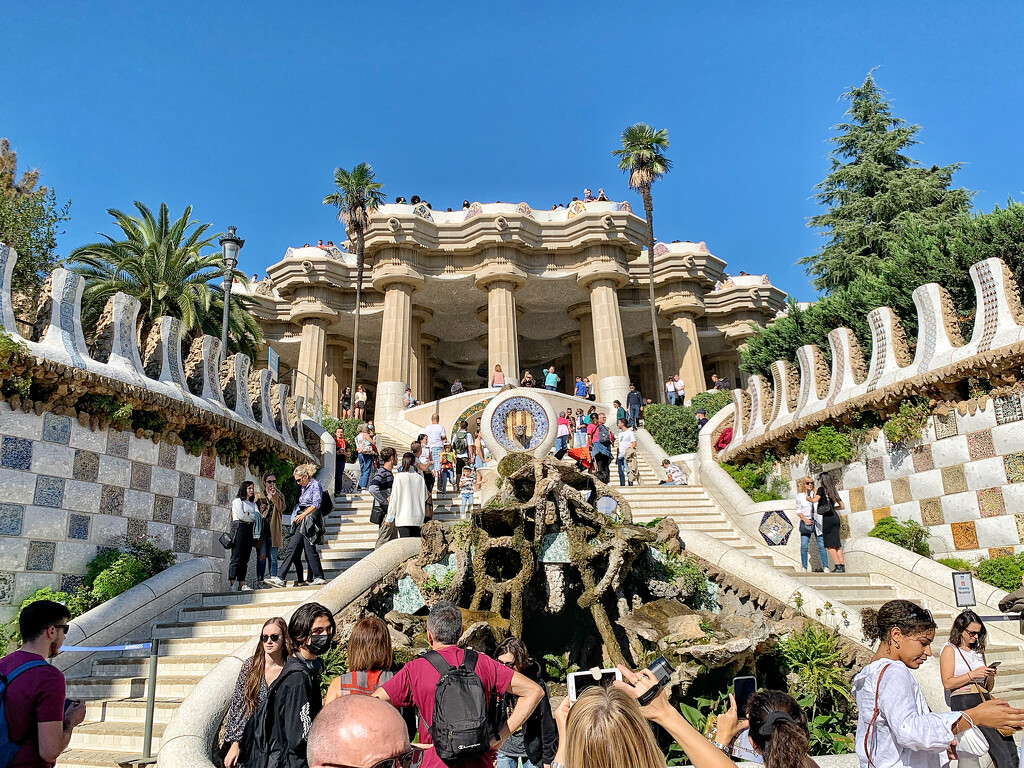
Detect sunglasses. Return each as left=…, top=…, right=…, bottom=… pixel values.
left=265, top=478, right=276, bottom=484
left=322, top=748, right=421, bottom=768
left=261, top=633, right=282, bottom=643
left=53, top=624, right=70, bottom=633
left=965, top=629, right=981, bottom=637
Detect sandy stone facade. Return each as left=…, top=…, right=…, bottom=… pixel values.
left=246, top=201, right=786, bottom=419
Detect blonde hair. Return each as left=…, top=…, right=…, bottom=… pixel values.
left=293, top=463, right=318, bottom=480
left=797, top=475, right=814, bottom=489
left=565, top=686, right=665, bottom=768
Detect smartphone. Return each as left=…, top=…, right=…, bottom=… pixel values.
left=733, top=675, right=757, bottom=719
left=567, top=668, right=623, bottom=702
left=637, top=656, right=675, bottom=706
left=990, top=661, right=1002, bottom=669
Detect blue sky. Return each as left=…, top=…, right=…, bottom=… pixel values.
left=5, top=2, right=1023, bottom=300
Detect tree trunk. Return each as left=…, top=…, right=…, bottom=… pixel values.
left=644, top=189, right=667, bottom=403
left=349, top=226, right=365, bottom=406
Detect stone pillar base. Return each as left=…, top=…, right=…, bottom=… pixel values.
left=597, top=375, right=629, bottom=406
left=375, top=380, right=408, bottom=424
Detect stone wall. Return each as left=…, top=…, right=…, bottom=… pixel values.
left=782, top=393, right=1024, bottom=560
left=0, top=402, right=258, bottom=621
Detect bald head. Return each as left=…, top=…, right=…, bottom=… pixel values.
left=308, top=696, right=409, bottom=768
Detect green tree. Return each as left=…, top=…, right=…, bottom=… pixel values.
left=68, top=202, right=263, bottom=358
left=613, top=124, right=672, bottom=403
left=322, top=163, right=387, bottom=399
left=801, top=73, right=971, bottom=291
left=0, top=138, right=71, bottom=295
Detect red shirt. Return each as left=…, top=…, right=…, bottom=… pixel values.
left=381, top=646, right=514, bottom=768
left=0, top=650, right=67, bottom=768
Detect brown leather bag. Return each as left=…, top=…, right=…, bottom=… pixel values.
left=955, top=646, right=1015, bottom=737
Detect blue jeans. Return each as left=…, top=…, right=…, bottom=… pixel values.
left=617, top=456, right=632, bottom=486
left=628, top=404, right=640, bottom=428
left=667, top=391, right=678, bottom=406
left=256, top=537, right=278, bottom=580
left=496, top=757, right=539, bottom=768
left=546, top=385, right=557, bottom=391
left=358, top=453, right=374, bottom=489
left=461, top=492, right=474, bottom=515
left=801, top=529, right=829, bottom=571
left=439, top=468, right=454, bottom=494
left=555, top=435, right=568, bottom=453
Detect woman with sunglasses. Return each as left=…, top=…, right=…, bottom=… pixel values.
left=940, top=610, right=1016, bottom=767
left=795, top=475, right=828, bottom=572
left=223, top=617, right=290, bottom=768
left=494, top=637, right=557, bottom=768
left=256, top=472, right=286, bottom=589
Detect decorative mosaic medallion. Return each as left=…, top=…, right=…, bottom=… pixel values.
left=995, top=394, right=1024, bottom=425
left=490, top=396, right=550, bottom=452
left=758, top=510, right=793, bottom=546
left=933, top=412, right=959, bottom=440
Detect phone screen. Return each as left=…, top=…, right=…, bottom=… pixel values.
left=734, top=676, right=757, bottom=719
left=568, top=669, right=621, bottom=701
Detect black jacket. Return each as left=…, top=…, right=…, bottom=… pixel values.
left=626, top=390, right=643, bottom=408
left=500, top=660, right=557, bottom=766
left=368, top=466, right=394, bottom=524
left=269, top=654, right=323, bottom=768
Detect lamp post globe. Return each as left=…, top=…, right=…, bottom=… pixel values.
left=219, top=226, right=244, bottom=354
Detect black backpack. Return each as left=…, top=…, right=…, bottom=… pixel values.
left=320, top=489, right=334, bottom=517
left=426, top=649, right=491, bottom=765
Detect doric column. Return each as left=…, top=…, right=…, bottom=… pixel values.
left=641, top=329, right=675, bottom=400
left=322, top=341, right=349, bottom=417
left=409, top=307, right=432, bottom=402
left=290, top=300, right=338, bottom=410
left=660, top=290, right=707, bottom=405
left=577, top=262, right=630, bottom=404
left=476, top=264, right=527, bottom=383
left=372, top=261, right=424, bottom=422
left=567, top=304, right=598, bottom=386
left=560, top=331, right=582, bottom=383
left=420, top=333, right=439, bottom=400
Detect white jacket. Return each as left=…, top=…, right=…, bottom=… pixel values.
left=387, top=470, right=428, bottom=528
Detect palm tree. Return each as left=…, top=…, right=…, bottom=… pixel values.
left=612, top=123, right=673, bottom=404
left=322, top=163, right=387, bottom=401
left=69, top=201, right=263, bottom=358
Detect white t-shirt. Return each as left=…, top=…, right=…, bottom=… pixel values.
left=674, top=379, right=686, bottom=395
left=425, top=423, right=447, bottom=448
left=231, top=498, right=258, bottom=523
left=617, top=429, right=636, bottom=458
left=665, top=381, right=674, bottom=395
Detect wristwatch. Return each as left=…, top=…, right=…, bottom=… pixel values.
left=551, top=762, right=565, bottom=768
left=712, top=740, right=731, bottom=754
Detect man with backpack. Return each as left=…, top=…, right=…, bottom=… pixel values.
left=373, top=601, right=544, bottom=768
left=452, top=421, right=472, bottom=477
left=369, top=447, right=397, bottom=549
left=242, top=602, right=335, bottom=768
left=589, top=412, right=614, bottom=484
left=0, top=600, right=86, bottom=768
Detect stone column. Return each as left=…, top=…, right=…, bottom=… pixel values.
left=373, top=263, right=424, bottom=423
left=568, top=304, right=598, bottom=386
left=661, top=293, right=706, bottom=404
left=421, top=333, right=439, bottom=400
left=641, top=329, right=674, bottom=401
left=476, top=264, right=527, bottom=384
left=560, top=331, right=582, bottom=383
left=577, top=263, right=630, bottom=404
left=290, top=300, right=338, bottom=409
left=409, top=307, right=432, bottom=402
left=322, top=342, right=348, bottom=417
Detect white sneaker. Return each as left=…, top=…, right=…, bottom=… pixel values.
left=310, top=577, right=328, bottom=586
left=264, top=577, right=285, bottom=588
left=240, top=584, right=251, bottom=591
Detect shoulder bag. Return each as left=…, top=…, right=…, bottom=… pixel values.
left=219, top=521, right=237, bottom=550
left=955, top=645, right=1013, bottom=739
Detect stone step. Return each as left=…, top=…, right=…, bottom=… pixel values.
left=153, top=616, right=274, bottom=640
left=200, top=586, right=322, bottom=607
left=69, top=720, right=165, bottom=753
left=58, top=748, right=149, bottom=768
left=80, top=698, right=182, bottom=726
left=93, top=654, right=224, bottom=678
left=66, top=675, right=203, bottom=700
left=180, top=601, right=311, bottom=622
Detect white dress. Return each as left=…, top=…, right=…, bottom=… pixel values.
left=853, top=658, right=959, bottom=768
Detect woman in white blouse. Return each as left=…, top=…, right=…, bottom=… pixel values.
left=229, top=481, right=261, bottom=591
left=385, top=452, right=430, bottom=540
left=853, top=599, right=1024, bottom=768
left=795, top=476, right=828, bottom=572
left=939, top=611, right=1015, bottom=768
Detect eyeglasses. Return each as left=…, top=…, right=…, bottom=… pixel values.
left=53, top=624, right=70, bottom=633
left=965, top=629, right=981, bottom=637
left=321, top=749, right=421, bottom=768
left=265, top=478, right=276, bottom=484
left=261, top=633, right=281, bottom=643
left=805, top=482, right=815, bottom=487
left=500, top=660, right=515, bottom=668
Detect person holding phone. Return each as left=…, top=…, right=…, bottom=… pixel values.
left=715, top=689, right=813, bottom=768
left=795, top=476, right=828, bottom=572
left=552, top=664, right=735, bottom=768
left=939, top=610, right=1016, bottom=768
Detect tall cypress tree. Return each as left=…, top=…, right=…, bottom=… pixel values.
left=800, top=73, right=971, bottom=291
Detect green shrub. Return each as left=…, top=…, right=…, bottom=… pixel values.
left=868, top=516, right=931, bottom=557
left=796, top=426, right=854, bottom=465
left=644, top=392, right=731, bottom=456
left=319, top=643, right=348, bottom=698
left=721, top=459, right=786, bottom=502
left=8, top=587, right=97, bottom=644
left=497, top=452, right=532, bottom=478
left=129, top=409, right=168, bottom=433
left=84, top=548, right=123, bottom=588
left=320, top=413, right=362, bottom=461
left=976, top=554, right=1024, bottom=592
left=91, top=555, right=149, bottom=603
left=249, top=449, right=299, bottom=509
left=936, top=557, right=974, bottom=572
left=75, top=393, right=132, bottom=423
left=178, top=424, right=209, bottom=456
left=882, top=399, right=930, bottom=446
left=689, top=390, right=732, bottom=418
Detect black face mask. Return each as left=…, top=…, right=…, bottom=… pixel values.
left=307, top=634, right=332, bottom=656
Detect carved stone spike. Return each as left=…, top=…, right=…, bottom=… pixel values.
left=220, top=354, right=239, bottom=410
left=142, top=324, right=162, bottom=379
left=248, top=369, right=263, bottom=423
left=89, top=295, right=118, bottom=363
left=30, top=274, right=54, bottom=342
left=183, top=335, right=206, bottom=397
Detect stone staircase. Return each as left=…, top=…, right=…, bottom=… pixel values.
left=55, top=488, right=469, bottom=768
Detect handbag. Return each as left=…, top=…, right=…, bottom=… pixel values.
left=799, top=520, right=815, bottom=536
left=955, top=646, right=1014, bottom=738
left=219, top=522, right=237, bottom=550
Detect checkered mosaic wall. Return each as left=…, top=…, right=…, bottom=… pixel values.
left=0, top=402, right=250, bottom=617
left=785, top=393, right=1024, bottom=562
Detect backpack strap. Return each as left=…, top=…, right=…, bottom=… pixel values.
left=425, top=650, right=452, bottom=676
left=461, top=648, right=478, bottom=673
left=0, top=659, right=50, bottom=693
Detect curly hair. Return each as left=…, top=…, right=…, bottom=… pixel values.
left=862, top=599, right=936, bottom=644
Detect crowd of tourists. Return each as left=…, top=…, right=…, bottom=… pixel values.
left=7, top=596, right=1024, bottom=768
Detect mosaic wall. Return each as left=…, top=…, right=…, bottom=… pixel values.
left=784, top=393, right=1024, bottom=561
left=0, top=403, right=250, bottom=619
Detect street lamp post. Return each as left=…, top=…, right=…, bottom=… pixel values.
left=219, top=226, right=244, bottom=354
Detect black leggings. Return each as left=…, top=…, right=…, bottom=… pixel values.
left=228, top=522, right=253, bottom=581
left=278, top=531, right=324, bottom=582
left=951, top=692, right=1019, bottom=768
